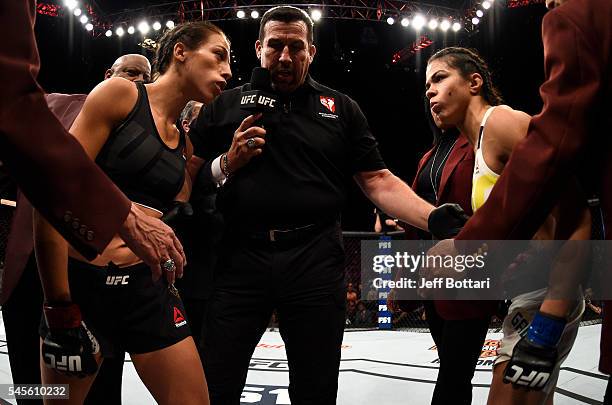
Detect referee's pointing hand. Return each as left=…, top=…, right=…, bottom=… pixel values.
left=225, top=113, right=266, bottom=174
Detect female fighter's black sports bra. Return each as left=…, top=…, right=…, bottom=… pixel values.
left=96, top=81, right=186, bottom=212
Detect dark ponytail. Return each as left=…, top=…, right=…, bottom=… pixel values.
left=152, top=21, right=227, bottom=78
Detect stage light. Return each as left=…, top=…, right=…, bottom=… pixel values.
left=401, top=17, right=410, bottom=27
left=476, top=10, right=484, bottom=17
left=440, top=20, right=451, bottom=31
left=472, top=17, right=480, bottom=25
left=428, top=19, right=438, bottom=30
left=483, top=1, right=492, bottom=9
left=128, top=26, right=135, bottom=34
left=412, top=14, right=425, bottom=30
left=311, top=9, right=322, bottom=22
left=73, top=8, right=81, bottom=16
left=452, top=22, right=462, bottom=31
left=79, top=15, right=88, bottom=24
left=138, top=21, right=150, bottom=35
left=251, top=10, right=259, bottom=19
left=153, top=21, right=161, bottom=31
left=166, top=20, right=175, bottom=29
left=236, top=10, right=246, bottom=19
left=64, top=0, right=78, bottom=11
left=105, top=30, right=112, bottom=37
left=85, top=23, right=93, bottom=31
left=386, top=17, right=395, bottom=25
left=115, top=27, right=125, bottom=36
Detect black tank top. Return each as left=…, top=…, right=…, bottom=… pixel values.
left=96, top=82, right=186, bottom=212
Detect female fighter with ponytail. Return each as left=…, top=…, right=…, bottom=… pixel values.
left=425, top=47, right=590, bottom=405
left=33, top=21, right=231, bottom=405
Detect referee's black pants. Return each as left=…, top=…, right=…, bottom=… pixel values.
left=424, top=301, right=490, bottom=405
left=202, top=224, right=346, bottom=405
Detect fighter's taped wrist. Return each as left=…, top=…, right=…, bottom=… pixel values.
left=43, top=302, right=82, bottom=329
left=527, top=311, right=566, bottom=348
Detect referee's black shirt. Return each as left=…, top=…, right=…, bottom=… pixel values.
left=190, top=76, right=386, bottom=230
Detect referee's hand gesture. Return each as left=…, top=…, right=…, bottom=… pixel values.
left=225, top=113, right=266, bottom=174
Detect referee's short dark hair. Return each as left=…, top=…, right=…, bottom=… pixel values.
left=259, top=6, right=314, bottom=44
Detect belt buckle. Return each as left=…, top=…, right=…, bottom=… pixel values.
left=269, top=230, right=276, bottom=242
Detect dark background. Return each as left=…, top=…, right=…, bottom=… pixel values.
left=34, top=1, right=547, bottom=231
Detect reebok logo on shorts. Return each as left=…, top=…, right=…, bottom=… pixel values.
left=173, top=307, right=187, bottom=328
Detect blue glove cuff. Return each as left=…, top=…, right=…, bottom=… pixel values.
left=527, top=311, right=566, bottom=347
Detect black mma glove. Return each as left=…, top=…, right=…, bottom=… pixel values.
left=161, top=201, right=194, bottom=228
left=503, top=311, right=565, bottom=390
left=427, top=203, right=470, bottom=239
left=42, top=302, right=99, bottom=378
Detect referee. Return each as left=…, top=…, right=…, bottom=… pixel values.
left=190, top=6, right=460, bottom=404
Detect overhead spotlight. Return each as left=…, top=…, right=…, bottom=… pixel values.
left=412, top=14, right=425, bottom=30
left=85, top=23, right=93, bottom=31
left=153, top=21, right=161, bottom=31
left=73, top=8, right=81, bottom=16
left=476, top=10, right=484, bottom=17
left=63, top=0, right=78, bottom=11
left=236, top=10, right=246, bottom=19
left=166, top=20, right=175, bottom=29
left=79, top=15, right=88, bottom=24
left=472, top=17, right=480, bottom=25
left=138, top=21, right=150, bottom=35
left=311, top=9, right=322, bottom=22
left=251, top=10, right=259, bottom=19
left=440, top=20, right=451, bottom=31
left=428, top=19, right=438, bottom=30
left=452, top=22, right=462, bottom=31
left=105, top=29, right=112, bottom=37
left=115, top=27, right=124, bottom=36
left=127, top=26, right=135, bottom=35
left=482, top=1, right=491, bottom=9
left=386, top=17, right=395, bottom=25
left=401, top=17, right=410, bottom=27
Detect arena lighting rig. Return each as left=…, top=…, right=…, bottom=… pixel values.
left=38, top=0, right=501, bottom=64
left=41, top=1, right=474, bottom=37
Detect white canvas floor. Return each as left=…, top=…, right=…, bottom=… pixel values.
left=0, top=316, right=607, bottom=404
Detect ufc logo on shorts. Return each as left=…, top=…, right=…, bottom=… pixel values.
left=106, top=275, right=129, bottom=285
left=44, top=353, right=83, bottom=373
left=504, top=364, right=550, bottom=389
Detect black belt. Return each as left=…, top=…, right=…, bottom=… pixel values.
left=235, top=222, right=332, bottom=244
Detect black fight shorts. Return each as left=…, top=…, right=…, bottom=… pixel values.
left=40, top=259, right=191, bottom=358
